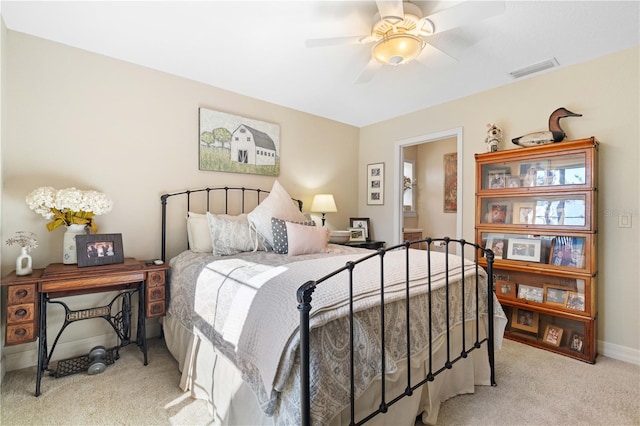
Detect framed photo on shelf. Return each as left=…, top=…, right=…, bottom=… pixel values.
left=506, top=238, right=542, bottom=262
left=512, top=202, right=535, bottom=225
left=487, top=202, right=509, bottom=224
left=511, top=308, right=539, bottom=333
left=487, top=169, right=509, bottom=189
left=519, top=161, right=549, bottom=187
left=543, top=284, right=570, bottom=306
left=485, top=237, right=507, bottom=259
left=506, top=176, right=521, bottom=188
left=549, top=236, right=585, bottom=268
left=566, top=292, right=585, bottom=311
left=543, top=325, right=564, bottom=347
left=569, top=332, right=584, bottom=353
left=496, top=280, right=516, bottom=299
left=75, top=233, right=124, bottom=267
left=349, top=218, right=370, bottom=240
left=367, top=162, right=384, bottom=205
left=517, top=284, right=544, bottom=303
left=347, top=227, right=366, bottom=242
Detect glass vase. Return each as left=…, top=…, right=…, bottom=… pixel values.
left=63, top=224, right=88, bottom=264
left=16, top=246, right=33, bottom=276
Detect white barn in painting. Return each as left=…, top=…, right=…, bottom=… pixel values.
left=229, top=124, right=277, bottom=166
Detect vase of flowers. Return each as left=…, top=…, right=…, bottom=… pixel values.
left=26, top=187, right=113, bottom=264
left=6, top=231, right=38, bottom=276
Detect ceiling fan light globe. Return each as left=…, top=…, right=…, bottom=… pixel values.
left=372, top=33, right=424, bottom=66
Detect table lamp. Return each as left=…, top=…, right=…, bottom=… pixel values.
left=311, top=194, right=337, bottom=226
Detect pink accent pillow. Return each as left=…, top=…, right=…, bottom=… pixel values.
left=285, top=221, right=330, bottom=256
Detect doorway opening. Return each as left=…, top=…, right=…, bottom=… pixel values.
left=393, top=128, right=463, bottom=250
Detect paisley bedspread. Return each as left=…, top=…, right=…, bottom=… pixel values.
left=168, top=247, right=506, bottom=425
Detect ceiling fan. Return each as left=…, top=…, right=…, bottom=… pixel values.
left=305, top=1, right=505, bottom=83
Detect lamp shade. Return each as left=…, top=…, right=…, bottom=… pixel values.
left=310, top=194, right=337, bottom=213
left=372, top=33, right=425, bottom=65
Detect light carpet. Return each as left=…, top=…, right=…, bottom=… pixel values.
left=1, top=337, right=638, bottom=425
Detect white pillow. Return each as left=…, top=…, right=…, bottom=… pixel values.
left=286, top=221, right=330, bottom=256
left=247, top=180, right=307, bottom=250
left=206, top=212, right=256, bottom=256
left=186, top=212, right=212, bottom=253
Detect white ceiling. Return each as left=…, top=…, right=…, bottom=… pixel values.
left=1, top=1, right=639, bottom=127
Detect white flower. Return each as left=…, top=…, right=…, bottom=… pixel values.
left=26, top=186, right=113, bottom=232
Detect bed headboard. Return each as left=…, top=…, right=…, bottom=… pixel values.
left=160, top=186, right=303, bottom=261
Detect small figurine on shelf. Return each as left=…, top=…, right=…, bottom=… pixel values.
left=6, top=231, right=38, bottom=276
left=485, top=123, right=503, bottom=152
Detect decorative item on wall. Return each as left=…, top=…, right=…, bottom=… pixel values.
left=76, top=234, right=124, bottom=267
left=484, top=123, right=503, bottom=152
left=6, top=231, right=38, bottom=276
left=26, top=186, right=113, bottom=264
left=443, top=152, right=457, bottom=212
left=199, top=107, right=280, bottom=176
left=367, top=162, right=384, bottom=205
left=512, top=107, right=582, bottom=147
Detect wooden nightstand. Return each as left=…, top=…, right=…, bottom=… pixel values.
left=1, top=257, right=169, bottom=396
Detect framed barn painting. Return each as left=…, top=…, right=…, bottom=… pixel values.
left=199, top=107, right=280, bottom=176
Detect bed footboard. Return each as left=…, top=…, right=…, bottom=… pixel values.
left=297, top=237, right=495, bottom=426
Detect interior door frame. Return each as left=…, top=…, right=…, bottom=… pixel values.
left=393, top=127, right=464, bottom=249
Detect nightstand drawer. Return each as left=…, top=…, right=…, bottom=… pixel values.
left=7, top=323, right=36, bottom=345
left=147, top=285, right=165, bottom=302
left=148, top=271, right=165, bottom=287
left=8, top=303, right=36, bottom=323
left=147, top=300, right=165, bottom=318
left=8, top=284, right=36, bottom=304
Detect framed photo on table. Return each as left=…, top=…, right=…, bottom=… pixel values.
left=496, top=280, right=516, bottom=299
left=367, top=162, right=384, bottom=205
left=543, top=284, right=570, bottom=306
left=349, top=218, right=370, bottom=240
left=348, top=227, right=366, bottom=242
left=517, top=284, right=544, bottom=303
left=76, top=233, right=124, bottom=267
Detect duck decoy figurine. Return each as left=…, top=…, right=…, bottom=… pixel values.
left=512, top=107, right=582, bottom=147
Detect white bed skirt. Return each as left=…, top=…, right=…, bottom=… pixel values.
left=163, top=313, right=505, bottom=426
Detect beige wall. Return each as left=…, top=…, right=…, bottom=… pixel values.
left=359, top=47, right=640, bottom=360
left=0, top=31, right=359, bottom=369
left=0, top=29, right=638, bottom=369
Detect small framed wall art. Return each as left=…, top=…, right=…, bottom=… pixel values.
left=76, top=234, right=125, bottom=267
left=367, top=162, right=384, bottom=205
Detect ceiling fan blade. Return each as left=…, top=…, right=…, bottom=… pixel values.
left=424, top=1, right=505, bottom=35
left=376, top=0, right=404, bottom=23
left=355, top=58, right=383, bottom=84
left=305, top=35, right=369, bottom=48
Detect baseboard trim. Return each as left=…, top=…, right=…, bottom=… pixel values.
left=2, top=322, right=162, bottom=373
left=598, top=339, right=640, bottom=365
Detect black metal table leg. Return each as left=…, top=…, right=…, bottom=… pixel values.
left=139, top=280, right=148, bottom=365
left=35, top=292, right=47, bottom=397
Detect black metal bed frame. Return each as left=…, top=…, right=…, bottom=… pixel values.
left=297, top=238, right=496, bottom=425
left=160, top=187, right=496, bottom=426
left=160, top=186, right=303, bottom=261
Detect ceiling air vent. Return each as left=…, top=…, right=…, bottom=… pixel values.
left=509, top=58, right=559, bottom=79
